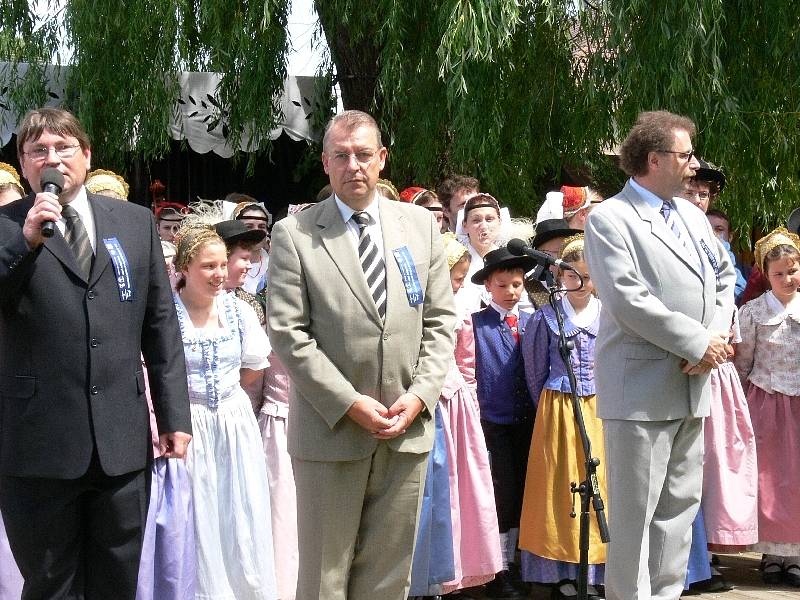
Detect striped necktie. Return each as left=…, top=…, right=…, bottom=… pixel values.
left=659, top=200, right=682, bottom=240
left=62, top=204, right=94, bottom=279
left=352, top=211, right=387, bottom=319
left=660, top=200, right=700, bottom=267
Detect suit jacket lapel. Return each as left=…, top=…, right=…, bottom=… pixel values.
left=317, top=197, right=382, bottom=323
left=88, top=194, right=112, bottom=286
left=622, top=183, right=703, bottom=280
left=379, top=200, right=408, bottom=329
left=43, top=229, right=86, bottom=282
left=673, top=199, right=717, bottom=297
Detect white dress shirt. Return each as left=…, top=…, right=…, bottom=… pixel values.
left=489, top=300, right=519, bottom=320
left=629, top=178, right=700, bottom=269
left=335, top=194, right=385, bottom=260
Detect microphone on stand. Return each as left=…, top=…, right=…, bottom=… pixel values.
left=39, top=168, right=65, bottom=239
left=506, top=238, right=578, bottom=272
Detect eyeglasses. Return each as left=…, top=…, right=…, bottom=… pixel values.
left=24, top=144, right=82, bottom=161
left=658, top=149, right=694, bottom=162
left=684, top=190, right=710, bottom=200
left=328, top=150, right=380, bottom=167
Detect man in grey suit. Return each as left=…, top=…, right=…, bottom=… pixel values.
left=266, top=110, right=456, bottom=599
left=584, top=111, right=735, bottom=600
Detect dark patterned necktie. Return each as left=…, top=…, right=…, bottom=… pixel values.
left=62, top=204, right=94, bottom=279
left=352, top=211, right=387, bottom=319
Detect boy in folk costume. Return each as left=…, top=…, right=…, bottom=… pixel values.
left=471, top=247, right=537, bottom=599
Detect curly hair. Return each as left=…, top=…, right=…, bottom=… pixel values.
left=436, top=175, right=479, bottom=211
left=619, top=111, right=696, bottom=177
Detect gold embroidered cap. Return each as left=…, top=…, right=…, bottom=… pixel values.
left=442, top=231, right=469, bottom=270
left=85, top=169, right=129, bottom=200
left=0, top=162, right=24, bottom=193
left=560, top=233, right=585, bottom=260
left=754, top=226, right=800, bottom=271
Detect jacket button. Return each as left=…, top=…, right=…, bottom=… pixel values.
left=87, top=290, right=95, bottom=299
left=90, top=338, right=98, bottom=348
left=90, top=385, right=98, bottom=395
left=383, top=333, right=389, bottom=340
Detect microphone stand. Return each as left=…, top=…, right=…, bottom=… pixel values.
left=541, top=268, right=610, bottom=600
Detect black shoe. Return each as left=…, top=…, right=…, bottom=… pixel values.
left=551, top=579, right=577, bottom=600
left=762, top=561, right=784, bottom=585
left=485, top=571, right=525, bottom=599
left=586, top=583, right=603, bottom=600
left=785, top=564, right=800, bottom=587
left=507, top=563, right=529, bottom=594
left=687, top=574, right=733, bottom=593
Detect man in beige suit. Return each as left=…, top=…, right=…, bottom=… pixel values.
left=584, top=111, right=735, bottom=600
left=266, top=110, right=456, bottom=599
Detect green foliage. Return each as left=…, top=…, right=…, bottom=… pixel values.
left=3, top=0, right=800, bottom=237
left=2, top=0, right=290, bottom=167
left=317, top=0, right=800, bottom=238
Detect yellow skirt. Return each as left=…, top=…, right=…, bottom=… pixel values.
left=518, top=389, right=607, bottom=564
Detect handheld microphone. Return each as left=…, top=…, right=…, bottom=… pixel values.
left=39, top=168, right=64, bottom=238
left=506, top=238, right=578, bottom=272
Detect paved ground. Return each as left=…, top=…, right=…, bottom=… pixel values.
left=455, top=553, right=797, bottom=599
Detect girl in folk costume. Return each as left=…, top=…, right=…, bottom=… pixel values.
left=687, top=243, right=757, bottom=592
left=188, top=202, right=297, bottom=599
left=440, top=233, right=503, bottom=596
left=734, top=227, right=800, bottom=587
left=213, top=219, right=299, bottom=600
left=518, top=234, right=607, bottom=599
left=173, top=225, right=277, bottom=599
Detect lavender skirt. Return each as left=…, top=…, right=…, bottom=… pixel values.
left=136, top=457, right=196, bottom=600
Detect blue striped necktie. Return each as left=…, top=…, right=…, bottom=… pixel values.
left=660, top=200, right=682, bottom=240
left=352, top=211, right=387, bottom=319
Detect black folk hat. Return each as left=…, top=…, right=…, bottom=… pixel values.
left=471, top=246, right=538, bottom=284
left=213, top=220, right=266, bottom=247
left=530, top=219, right=582, bottom=249
left=693, top=158, right=726, bottom=192
left=787, top=207, right=800, bottom=236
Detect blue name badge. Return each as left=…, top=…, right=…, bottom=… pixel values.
left=102, top=237, right=134, bottom=302
left=392, top=246, right=424, bottom=306
left=699, top=239, right=721, bottom=284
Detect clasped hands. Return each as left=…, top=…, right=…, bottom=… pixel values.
left=680, top=332, right=733, bottom=375
left=346, top=393, right=425, bottom=439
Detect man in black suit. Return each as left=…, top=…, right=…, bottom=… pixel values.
left=0, top=107, right=192, bottom=599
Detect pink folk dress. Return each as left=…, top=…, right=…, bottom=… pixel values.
left=735, top=291, right=800, bottom=556
left=440, top=315, right=503, bottom=593
left=702, top=309, right=759, bottom=548
left=257, top=351, right=299, bottom=600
